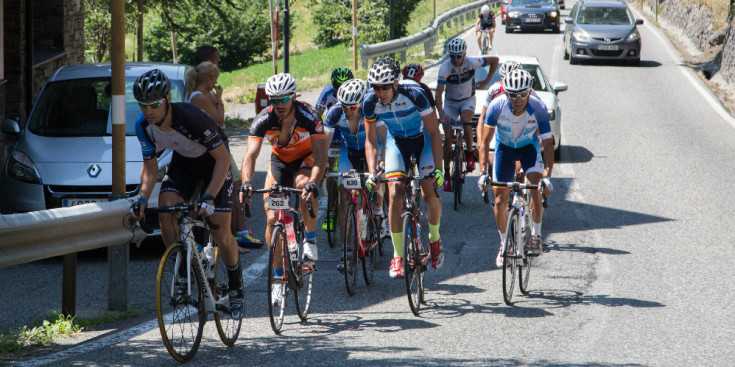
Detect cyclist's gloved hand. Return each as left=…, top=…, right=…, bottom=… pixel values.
left=303, top=182, right=319, bottom=198
left=197, top=193, right=216, bottom=216
left=130, top=196, right=148, bottom=220
left=432, top=169, right=444, bottom=186
left=239, top=181, right=252, bottom=195
left=478, top=172, right=489, bottom=191
left=366, top=173, right=379, bottom=191
left=540, top=177, right=553, bottom=193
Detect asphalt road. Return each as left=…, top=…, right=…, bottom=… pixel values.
left=2, top=2, right=734, bottom=365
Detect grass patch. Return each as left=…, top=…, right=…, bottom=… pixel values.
left=224, top=115, right=253, bottom=129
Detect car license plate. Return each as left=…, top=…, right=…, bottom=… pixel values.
left=342, top=176, right=361, bottom=190
left=62, top=198, right=108, bottom=207
left=266, top=196, right=290, bottom=211
left=598, top=45, right=619, bottom=51
left=524, top=18, right=542, bottom=23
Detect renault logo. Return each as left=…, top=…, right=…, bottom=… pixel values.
left=604, top=38, right=611, bottom=43
left=87, top=164, right=101, bottom=178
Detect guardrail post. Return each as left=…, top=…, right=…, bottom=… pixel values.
left=61, top=253, right=77, bottom=317
left=108, top=243, right=129, bottom=311
left=424, top=38, right=433, bottom=58
left=361, top=51, right=369, bottom=69
left=400, top=50, right=407, bottom=63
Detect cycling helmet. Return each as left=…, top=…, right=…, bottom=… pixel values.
left=446, top=38, right=467, bottom=55
left=133, top=69, right=171, bottom=102
left=402, top=63, right=425, bottom=82
left=502, top=69, right=534, bottom=93
left=481, top=5, right=491, bottom=15
left=265, top=73, right=296, bottom=96
left=337, top=79, right=368, bottom=107
left=331, top=67, right=354, bottom=84
left=498, top=60, right=522, bottom=79
left=368, top=57, right=400, bottom=85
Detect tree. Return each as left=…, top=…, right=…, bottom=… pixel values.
left=84, top=0, right=141, bottom=63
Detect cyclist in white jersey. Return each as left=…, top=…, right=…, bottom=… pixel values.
left=362, top=57, right=445, bottom=279
left=477, top=70, right=554, bottom=266
left=435, top=37, right=499, bottom=192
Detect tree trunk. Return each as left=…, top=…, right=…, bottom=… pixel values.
left=137, top=0, right=144, bottom=61
left=168, top=4, right=178, bottom=63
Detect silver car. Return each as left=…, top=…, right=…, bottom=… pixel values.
left=0, top=62, right=188, bottom=215
left=473, top=55, right=568, bottom=160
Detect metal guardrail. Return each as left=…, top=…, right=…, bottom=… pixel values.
left=359, top=0, right=500, bottom=68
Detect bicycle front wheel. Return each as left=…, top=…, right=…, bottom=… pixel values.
left=403, top=215, right=424, bottom=316
left=453, top=142, right=462, bottom=211
left=326, top=177, right=339, bottom=248
left=156, top=242, right=205, bottom=362
left=268, top=227, right=288, bottom=334
left=343, top=203, right=359, bottom=295
left=362, top=212, right=378, bottom=285
left=518, top=214, right=532, bottom=295
left=294, top=258, right=314, bottom=321
left=212, top=244, right=242, bottom=346
left=503, top=211, right=519, bottom=305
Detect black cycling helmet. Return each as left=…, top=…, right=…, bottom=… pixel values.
left=133, top=69, right=171, bottom=102
left=331, top=67, right=354, bottom=84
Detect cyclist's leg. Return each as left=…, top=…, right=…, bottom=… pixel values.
left=295, top=168, right=318, bottom=233
left=442, top=101, right=461, bottom=175
left=460, top=107, right=476, bottom=169
left=519, top=144, right=545, bottom=225
left=490, top=27, right=495, bottom=45
left=336, top=147, right=356, bottom=239
left=158, top=153, right=195, bottom=248
left=493, top=146, right=517, bottom=237
left=417, top=130, right=444, bottom=267
left=476, top=30, right=483, bottom=49
left=384, top=133, right=410, bottom=274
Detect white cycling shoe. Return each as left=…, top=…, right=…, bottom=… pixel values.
left=302, top=240, right=318, bottom=264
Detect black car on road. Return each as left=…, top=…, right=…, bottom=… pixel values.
left=505, top=0, right=561, bottom=33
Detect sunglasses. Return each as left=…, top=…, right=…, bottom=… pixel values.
left=450, top=54, right=463, bottom=59
left=139, top=99, right=165, bottom=110
left=506, top=91, right=530, bottom=99
left=269, top=95, right=293, bottom=105
left=372, top=84, right=393, bottom=91
left=342, top=105, right=359, bottom=111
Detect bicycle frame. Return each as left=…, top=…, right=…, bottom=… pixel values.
left=175, top=216, right=220, bottom=314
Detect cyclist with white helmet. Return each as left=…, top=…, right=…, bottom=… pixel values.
left=435, top=37, right=499, bottom=192
left=322, top=79, right=388, bottom=273
left=477, top=69, right=554, bottom=267
left=475, top=5, right=496, bottom=52
left=239, top=73, right=326, bottom=307
left=363, top=57, right=445, bottom=279
left=130, top=69, right=245, bottom=318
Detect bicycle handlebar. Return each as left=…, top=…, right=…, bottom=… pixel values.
left=243, top=185, right=315, bottom=219
left=379, top=170, right=438, bottom=183
left=137, top=203, right=221, bottom=234
left=485, top=179, right=549, bottom=208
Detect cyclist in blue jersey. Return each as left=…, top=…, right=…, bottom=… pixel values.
left=363, top=57, right=445, bottom=279
left=129, top=69, right=244, bottom=318
left=477, top=69, right=554, bottom=267
left=323, top=79, right=388, bottom=273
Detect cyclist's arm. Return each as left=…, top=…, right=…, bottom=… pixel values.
left=377, top=124, right=387, bottom=163
left=435, top=82, right=448, bottom=124
left=139, top=158, right=158, bottom=203
left=475, top=18, right=481, bottom=31
left=309, top=137, right=327, bottom=185
left=477, top=104, right=489, bottom=146
left=364, top=121, right=379, bottom=174
left=422, top=111, right=443, bottom=173
left=241, top=137, right=263, bottom=184
left=204, top=144, right=231, bottom=197
left=322, top=129, right=335, bottom=161
left=479, top=56, right=500, bottom=90
left=478, top=125, right=495, bottom=172
left=541, top=137, right=554, bottom=177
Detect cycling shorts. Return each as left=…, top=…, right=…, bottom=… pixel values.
left=337, top=148, right=367, bottom=186
left=265, top=153, right=315, bottom=189
left=161, top=151, right=233, bottom=212
left=385, top=130, right=436, bottom=178
left=492, top=144, right=543, bottom=185
left=443, top=96, right=476, bottom=125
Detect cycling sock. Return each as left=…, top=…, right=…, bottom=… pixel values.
left=274, top=268, right=284, bottom=277
left=304, top=231, right=316, bottom=242
left=428, top=223, right=440, bottom=243
left=373, top=205, right=384, bottom=217
left=532, top=221, right=541, bottom=237
left=227, top=263, right=242, bottom=290
left=391, top=232, right=404, bottom=258
left=499, top=230, right=506, bottom=246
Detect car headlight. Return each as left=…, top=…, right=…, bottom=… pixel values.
left=627, top=29, right=640, bottom=41
left=6, top=150, right=42, bottom=184
left=572, top=29, right=590, bottom=42
left=549, top=11, right=558, bottom=18
left=507, top=11, right=521, bottom=18
left=547, top=109, right=556, bottom=121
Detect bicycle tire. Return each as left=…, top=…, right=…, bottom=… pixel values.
left=212, top=244, right=242, bottom=346
left=156, top=241, right=205, bottom=362
left=502, top=210, right=519, bottom=305
left=343, top=203, right=359, bottom=295
left=362, top=209, right=377, bottom=285
left=518, top=214, right=532, bottom=294
left=294, top=260, right=314, bottom=321
left=403, top=215, right=423, bottom=316
left=267, top=226, right=288, bottom=334
left=326, top=177, right=339, bottom=248
left=481, top=34, right=489, bottom=54
left=453, top=141, right=462, bottom=211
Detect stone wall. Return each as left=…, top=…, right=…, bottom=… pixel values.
left=720, top=19, right=735, bottom=85
left=659, top=0, right=716, bottom=52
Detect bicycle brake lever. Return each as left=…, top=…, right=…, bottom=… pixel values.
left=307, top=199, right=315, bottom=218
left=243, top=203, right=251, bottom=218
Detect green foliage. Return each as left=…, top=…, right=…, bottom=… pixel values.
left=0, top=312, right=82, bottom=354
left=84, top=0, right=141, bottom=63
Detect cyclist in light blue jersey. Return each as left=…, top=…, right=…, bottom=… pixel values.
left=477, top=69, right=554, bottom=267
left=362, top=57, right=445, bottom=279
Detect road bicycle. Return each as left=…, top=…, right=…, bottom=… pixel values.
left=137, top=204, right=242, bottom=362
left=324, top=143, right=342, bottom=248
left=480, top=29, right=493, bottom=54
left=244, top=185, right=316, bottom=334
left=381, top=161, right=439, bottom=316
left=325, top=170, right=385, bottom=295
left=448, top=119, right=476, bottom=211
left=482, top=178, right=547, bottom=305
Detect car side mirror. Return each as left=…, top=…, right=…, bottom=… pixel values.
left=635, top=19, right=644, bottom=25
left=1, top=118, right=21, bottom=135
left=565, top=18, right=573, bottom=24
left=553, top=82, right=568, bottom=94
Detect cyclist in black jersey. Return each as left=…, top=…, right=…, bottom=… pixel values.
left=129, top=69, right=244, bottom=318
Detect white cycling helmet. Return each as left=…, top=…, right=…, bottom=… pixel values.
left=446, top=38, right=467, bottom=55
left=499, top=60, right=522, bottom=79
left=337, top=79, right=368, bottom=107
left=481, top=5, right=491, bottom=15
left=502, top=69, right=534, bottom=93
left=368, top=58, right=399, bottom=85
left=265, top=73, right=296, bottom=96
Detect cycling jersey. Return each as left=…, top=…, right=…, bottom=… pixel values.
left=363, top=81, right=433, bottom=138
left=437, top=56, right=486, bottom=101
left=478, top=14, right=496, bottom=30
left=249, top=100, right=325, bottom=163
left=316, top=83, right=338, bottom=113
left=324, top=103, right=385, bottom=151
left=402, top=80, right=437, bottom=108
left=484, top=94, right=551, bottom=150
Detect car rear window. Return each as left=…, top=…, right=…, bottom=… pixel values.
left=28, top=76, right=184, bottom=137
left=476, top=63, right=548, bottom=92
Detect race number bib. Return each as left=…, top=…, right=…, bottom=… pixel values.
left=267, top=196, right=290, bottom=210
left=342, top=175, right=361, bottom=190
left=328, top=147, right=341, bottom=158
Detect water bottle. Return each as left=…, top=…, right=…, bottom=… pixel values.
left=284, top=215, right=298, bottom=261
left=203, top=243, right=215, bottom=279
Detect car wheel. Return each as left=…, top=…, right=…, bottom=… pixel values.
left=630, top=58, right=641, bottom=66
left=570, top=55, right=578, bottom=65
left=505, top=26, right=511, bottom=34
left=554, top=144, right=561, bottom=161
left=563, top=45, right=570, bottom=60
left=553, top=26, right=560, bottom=33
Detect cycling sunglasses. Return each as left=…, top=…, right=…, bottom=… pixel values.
left=450, top=54, right=463, bottom=59
left=269, top=95, right=293, bottom=105
left=372, top=84, right=393, bottom=91
left=139, top=98, right=166, bottom=110
left=342, top=104, right=359, bottom=111
left=506, top=90, right=530, bottom=99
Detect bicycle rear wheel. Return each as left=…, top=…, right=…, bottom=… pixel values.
left=502, top=211, right=519, bottom=305
left=156, top=242, right=205, bottom=362
left=343, top=203, right=359, bottom=295
left=518, top=215, right=532, bottom=294
left=362, top=213, right=378, bottom=285
left=403, top=215, right=424, bottom=316
left=267, top=227, right=288, bottom=334
left=453, top=142, right=462, bottom=211
left=326, top=177, right=339, bottom=248
left=212, top=244, right=242, bottom=346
